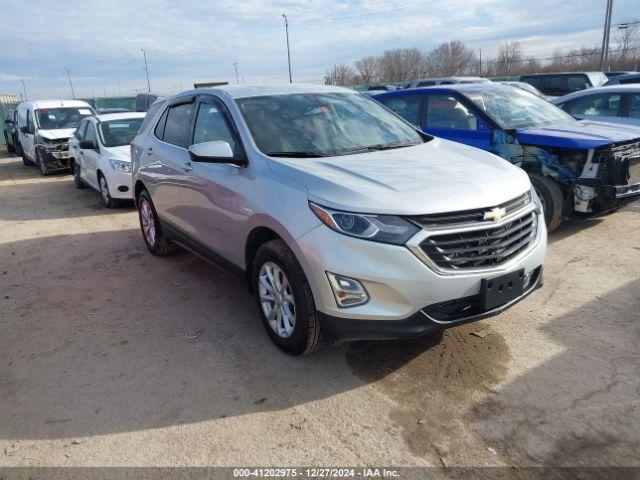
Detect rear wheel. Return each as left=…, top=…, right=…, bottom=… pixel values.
left=4, top=133, right=15, bottom=153
left=252, top=239, right=323, bottom=355
left=529, top=173, right=564, bottom=232
left=137, top=189, right=175, bottom=256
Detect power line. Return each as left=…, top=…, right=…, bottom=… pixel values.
left=290, top=0, right=437, bottom=24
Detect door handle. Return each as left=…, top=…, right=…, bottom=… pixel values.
left=147, top=147, right=153, bottom=154
left=182, top=161, right=193, bottom=172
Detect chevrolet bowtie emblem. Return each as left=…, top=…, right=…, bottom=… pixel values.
left=483, top=207, right=506, bottom=222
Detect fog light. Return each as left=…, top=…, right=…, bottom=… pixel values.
left=326, top=272, right=369, bottom=308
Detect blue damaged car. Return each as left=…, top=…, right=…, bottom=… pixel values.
left=374, top=84, right=640, bottom=231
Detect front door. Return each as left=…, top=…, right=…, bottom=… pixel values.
left=178, top=96, right=251, bottom=263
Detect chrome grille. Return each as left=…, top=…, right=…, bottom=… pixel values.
left=409, top=192, right=531, bottom=228
left=419, top=211, right=537, bottom=270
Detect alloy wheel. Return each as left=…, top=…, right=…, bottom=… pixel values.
left=258, top=261, right=296, bottom=338
left=139, top=199, right=156, bottom=247
left=99, top=176, right=110, bottom=206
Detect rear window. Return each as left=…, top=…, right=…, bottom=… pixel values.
left=161, top=103, right=194, bottom=148
left=99, top=118, right=144, bottom=147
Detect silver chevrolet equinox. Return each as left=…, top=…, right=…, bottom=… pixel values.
left=131, top=84, right=547, bottom=355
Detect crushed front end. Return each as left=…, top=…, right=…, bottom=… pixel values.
left=35, top=137, right=71, bottom=171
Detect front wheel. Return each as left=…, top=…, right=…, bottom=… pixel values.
left=36, top=150, right=50, bottom=176
left=98, top=173, right=119, bottom=208
left=137, top=189, right=175, bottom=256
left=252, top=239, right=323, bottom=355
left=529, top=173, right=564, bottom=232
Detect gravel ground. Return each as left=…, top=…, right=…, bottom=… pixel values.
left=0, top=151, right=639, bottom=472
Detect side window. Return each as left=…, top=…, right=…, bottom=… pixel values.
left=629, top=94, right=640, bottom=119
left=27, top=110, right=35, bottom=133
left=620, top=76, right=640, bottom=85
left=18, top=109, right=27, bottom=127
left=542, top=76, right=565, bottom=94
left=154, top=108, right=168, bottom=140
left=84, top=123, right=98, bottom=146
left=426, top=95, right=478, bottom=131
left=162, top=103, right=194, bottom=148
left=192, top=101, right=239, bottom=154
left=567, top=74, right=589, bottom=91
left=75, top=120, right=88, bottom=139
left=417, top=81, right=435, bottom=87
left=568, top=93, right=621, bottom=117
left=523, top=76, right=541, bottom=88
left=377, top=95, right=423, bottom=125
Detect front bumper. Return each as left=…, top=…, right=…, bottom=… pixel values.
left=36, top=145, right=70, bottom=171
left=104, top=169, right=134, bottom=200
left=320, top=267, right=543, bottom=342
left=294, top=209, right=547, bottom=340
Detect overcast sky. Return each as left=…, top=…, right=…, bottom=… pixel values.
left=0, top=0, right=635, bottom=99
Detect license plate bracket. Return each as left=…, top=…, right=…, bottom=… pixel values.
left=480, top=268, right=525, bottom=311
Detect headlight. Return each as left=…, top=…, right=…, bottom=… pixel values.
left=530, top=187, right=543, bottom=212
left=309, top=202, right=420, bottom=245
left=109, top=159, right=131, bottom=173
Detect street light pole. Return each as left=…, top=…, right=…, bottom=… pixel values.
left=141, top=48, right=151, bottom=93
left=21, top=80, right=28, bottom=101
left=64, top=67, right=76, bottom=99
left=282, top=14, right=292, bottom=83
left=599, top=0, right=614, bottom=71
left=233, top=62, right=240, bottom=84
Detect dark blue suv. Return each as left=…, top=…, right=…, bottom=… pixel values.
left=374, top=84, right=640, bottom=231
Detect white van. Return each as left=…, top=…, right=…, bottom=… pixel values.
left=16, top=100, right=95, bottom=175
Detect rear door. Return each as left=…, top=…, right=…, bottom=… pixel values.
left=69, top=119, right=88, bottom=174
left=422, top=93, right=491, bottom=150
left=145, top=99, right=196, bottom=232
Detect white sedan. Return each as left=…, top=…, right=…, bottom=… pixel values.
left=69, top=112, right=146, bottom=207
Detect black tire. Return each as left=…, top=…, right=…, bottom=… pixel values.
left=4, top=133, right=15, bottom=153
left=529, top=173, right=564, bottom=232
left=137, top=189, right=175, bottom=256
left=72, top=160, right=87, bottom=189
left=16, top=141, right=30, bottom=165
left=252, top=239, right=323, bottom=356
left=36, top=149, right=50, bottom=176
left=98, top=173, right=119, bottom=208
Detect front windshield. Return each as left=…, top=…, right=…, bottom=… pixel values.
left=98, top=118, right=144, bottom=147
left=236, top=92, right=424, bottom=157
left=464, top=87, right=574, bottom=129
left=35, top=107, right=93, bottom=130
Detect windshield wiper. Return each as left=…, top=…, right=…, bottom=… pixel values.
left=340, top=142, right=421, bottom=155
left=266, top=151, right=328, bottom=158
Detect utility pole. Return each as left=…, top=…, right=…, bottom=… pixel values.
left=599, top=0, right=614, bottom=71
left=64, top=67, right=76, bottom=99
left=21, top=80, right=27, bottom=101
left=282, top=14, right=292, bottom=83
left=479, top=48, right=483, bottom=77
left=141, top=48, right=151, bottom=93
left=233, top=62, right=240, bottom=84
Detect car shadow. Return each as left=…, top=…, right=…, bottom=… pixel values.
left=548, top=217, right=603, bottom=245
left=1, top=229, right=481, bottom=441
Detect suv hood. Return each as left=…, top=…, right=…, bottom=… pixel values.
left=38, top=128, right=76, bottom=140
left=515, top=120, right=640, bottom=150
left=267, top=138, right=531, bottom=215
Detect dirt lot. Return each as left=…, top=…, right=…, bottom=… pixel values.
left=1, top=150, right=639, bottom=470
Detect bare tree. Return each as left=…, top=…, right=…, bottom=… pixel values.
left=377, top=48, right=424, bottom=83
left=425, top=40, right=476, bottom=76
left=495, top=41, right=523, bottom=76
left=614, top=20, right=640, bottom=70
left=354, top=56, right=380, bottom=84
left=324, top=64, right=357, bottom=86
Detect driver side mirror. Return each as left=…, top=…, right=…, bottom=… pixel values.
left=20, top=126, right=30, bottom=134
left=79, top=139, right=97, bottom=150
left=188, top=141, right=247, bottom=166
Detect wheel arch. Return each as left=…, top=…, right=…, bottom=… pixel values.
left=244, top=226, right=282, bottom=292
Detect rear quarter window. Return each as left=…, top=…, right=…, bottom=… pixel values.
left=378, top=95, right=423, bottom=124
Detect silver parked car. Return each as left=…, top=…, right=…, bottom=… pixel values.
left=131, top=84, right=547, bottom=355
left=553, top=85, right=640, bottom=127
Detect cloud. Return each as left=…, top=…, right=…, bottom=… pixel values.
left=0, top=0, right=635, bottom=97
